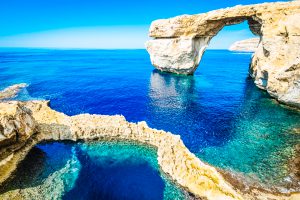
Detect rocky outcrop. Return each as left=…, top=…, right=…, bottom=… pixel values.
left=229, top=38, right=259, bottom=52
left=0, top=100, right=242, bottom=200
left=0, top=102, right=36, bottom=149
left=1, top=99, right=300, bottom=200
left=145, top=1, right=300, bottom=108
left=0, top=83, right=299, bottom=200
left=146, top=37, right=210, bottom=74
left=0, top=101, right=37, bottom=185
left=0, top=83, right=27, bottom=100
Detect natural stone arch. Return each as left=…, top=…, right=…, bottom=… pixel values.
left=146, top=16, right=261, bottom=75
left=146, top=1, right=300, bottom=109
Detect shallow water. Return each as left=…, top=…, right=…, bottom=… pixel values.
left=0, top=49, right=299, bottom=192
left=0, top=141, right=187, bottom=199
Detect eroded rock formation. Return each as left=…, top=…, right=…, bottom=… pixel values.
left=229, top=38, right=260, bottom=52
left=0, top=83, right=299, bottom=199
left=1, top=101, right=300, bottom=200
left=0, top=100, right=242, bottom=200
left=145, top=1, right=300, bottom=108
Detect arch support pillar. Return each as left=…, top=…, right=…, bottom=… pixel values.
left=145, top=1, right=300, bottom=108
left=146, top=37, right=211, bottom=75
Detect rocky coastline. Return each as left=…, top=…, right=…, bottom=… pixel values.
left=0, top=83, right=28, bottom=100
left=145, top=1, right=300, bottom=109
left=0, top=100, right=242, bottom=200
left=0, top=84, right=299, bottom=200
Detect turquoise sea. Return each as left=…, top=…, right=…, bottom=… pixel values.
left=0, top=49, right=299, bottom=198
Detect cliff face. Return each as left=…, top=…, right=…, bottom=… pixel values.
left=145, top=1, right=300, bottom=108
left=229, top=38, right=260, bottom=52
left=0, top=101, right=37, bottom=186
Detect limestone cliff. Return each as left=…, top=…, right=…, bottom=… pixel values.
left=145, top=1, right=300, bottom=108
left=229, top=38, right=259, bottom=52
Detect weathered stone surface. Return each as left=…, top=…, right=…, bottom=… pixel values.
left=0, top=83, right=28, bottom=100
left=145, top=37, right=210, bottom=74
left=0, top=100, right=242, bottom=200
left=0, top=99, right=299, bottom=199
left=147, top=2, right=299, bottom=38
left=229, top=38, right=259, bottom=52
left=0, top=101, right=37, bottom=184
left=0, top=81, right=299, bottom=199
left=0, top=101, right=36, bottom=149
left=145, top=1, right=300, bottom=108
left=250, top=32, right=300, bottom=108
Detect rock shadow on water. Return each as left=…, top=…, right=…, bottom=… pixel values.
left=63, top=145, right=166, bottom=200
left=0, top=147, right=46, bottom=193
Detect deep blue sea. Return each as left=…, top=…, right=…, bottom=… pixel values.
left=0, top=49, right=299, bottom=198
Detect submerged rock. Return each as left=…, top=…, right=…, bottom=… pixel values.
left=229, top=38, right=260, bottom=52
left=289, top=144, right=300, bottom=183
left=145, top=1, right=300, bottom=109
left=0, top=100, right=242, bottom=200
left=0, top=82, right=299, bottom=199
left=0, top=150, right=81, bottom=200
left=0, top=99, right=299, bottom=199
left=0, top=83, right=28, bottom=100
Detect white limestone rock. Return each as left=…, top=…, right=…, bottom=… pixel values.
left=146, top=37, right=210, bottom=74
left=146, top=1, right=300, bottom=108
left=229, top=38, right=260, bottom=52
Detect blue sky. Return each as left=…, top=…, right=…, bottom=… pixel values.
left=0, top=0, right=288, bottom=49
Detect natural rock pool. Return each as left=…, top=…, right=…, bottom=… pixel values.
left=0, top=49, right=299, bottom=196
left=0, top=141, right=187, bottom=199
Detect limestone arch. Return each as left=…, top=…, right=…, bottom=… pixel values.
left=145, top=1, right=300, bottom=108
left=146, top=16, right=262, bottom=75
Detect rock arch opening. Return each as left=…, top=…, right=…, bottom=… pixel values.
left=146, top=16, right=262, bottom=75
left=209, top=20, right=260, bottom=50
left=146, top=1, right=300, bottom=108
